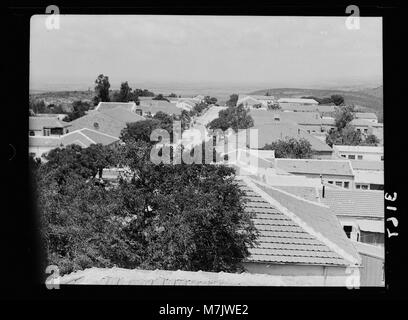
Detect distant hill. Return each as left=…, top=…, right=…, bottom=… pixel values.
left=249, top=86, right=383, bottom=121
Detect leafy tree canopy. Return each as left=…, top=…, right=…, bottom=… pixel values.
left=93, top=74, right=111, bottom=105
left=263, top=138, right=313, bottom=159
left=207, top=104, right=254, bottom=132
left=226, top=94, right=238, bottom=107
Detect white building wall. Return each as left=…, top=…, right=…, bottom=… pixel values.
left=243, top=262, right=361, bottom=286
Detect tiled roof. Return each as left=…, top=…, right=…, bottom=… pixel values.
left=248, top=123, right=333, bottom=152
left=29, top=116, right=71, bottom=131
left=58, top=267, right=288, bottom=286
left=138, top=100, right=182, bottom=115
left=95, top=102, right=136, bottom=112
left=240, top=178, right=360, bottom=266
left=321, top=188, right=384, bottom=218
left=29, top=136, right=62, bottom=147
left=68, top=108, right=144, bottom=137
left=350, top=160, right=383, bottom=171
left=60, top=129, right=119, bottom=147
left=275, top=158, right=353, bottom=176
left=278, top=98, right=318, bottom=104
left=99, top=106, right=145, bottom=123
left=355, top=112, right=377, bottom=120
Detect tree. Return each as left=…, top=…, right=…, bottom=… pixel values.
left=364, top=134, right=380, bottom=146
left=93, top=74, right=111, bottom=105
left=82, top=144, right=117, bottom=179
left=179, top=110, right=192, bottom=131
left=263, top=138, right=313, bottom=158
left=116, top=159, right=258, bottom=272
left=152, top=94, right=170, bottom=102
left=36, top=166, right=137, bottom=275
left=191, top=102, right=208, bottom=116
left=207, top=104, right=254, bottom=132
left=37, top=134, right=258, bottom=275
left=113, top=81, right=133, bottom=102
left=326, top=124, right=363, bottom=146
left=204, top=96, right=217, bottom=105
left=334, top=105, right=355, bottom=130
left=65, top=100, right=91, bottom=121
left=120, top=119, right=163, bottom=144
left=134, top=88, right=155, bottom=97
left=331, top=94, right=345, bottom=106
left=168, top=93, right=177, bottom=98
left=226, top=94, right=239, bottom=107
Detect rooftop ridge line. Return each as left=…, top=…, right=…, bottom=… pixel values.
left=241, top=176, right=360, bottom=266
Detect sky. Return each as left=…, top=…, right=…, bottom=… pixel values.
left=30, top=15, right=382, bottom=91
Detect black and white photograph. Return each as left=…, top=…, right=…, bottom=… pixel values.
left=3, top=1, right=406, bottom=306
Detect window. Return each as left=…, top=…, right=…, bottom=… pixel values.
left=364, top=128, right=368, bottom=133
left=43, top=128, right=50, bottom=136
left=357, top=128, right=361, bottom=133
left=344, top=181, right=350, bottom=189
left=29, top=131, right=35, bottom=136
left=348, top=155, right=355, bottom=159
left=381, top=156, right=384, bottom=161
left=328, top=181, right=333, bottom=184
left=361, top=185, right=369, bottom=190
left=335, top=181, right=343, bottom=187
left=341, top=155, right=346, bottom=158
left=357, top=155, right=363, bottom=160
left=343, top=226, right=352, bottom=238
left=356, top=185, right=361, bottom=189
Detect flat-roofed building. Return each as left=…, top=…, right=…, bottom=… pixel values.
left=29, top=116, right=71, bottom=137
left=333, top=145, right=384, bottom=161
left=274, top=158, right=354, bottom=189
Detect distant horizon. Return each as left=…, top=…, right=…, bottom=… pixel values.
left=30, top=15, right=382, bottom=93
left=30, top=77, right=382, bottom=95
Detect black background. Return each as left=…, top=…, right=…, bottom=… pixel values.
left=2, top=0, right=406, bottom=309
